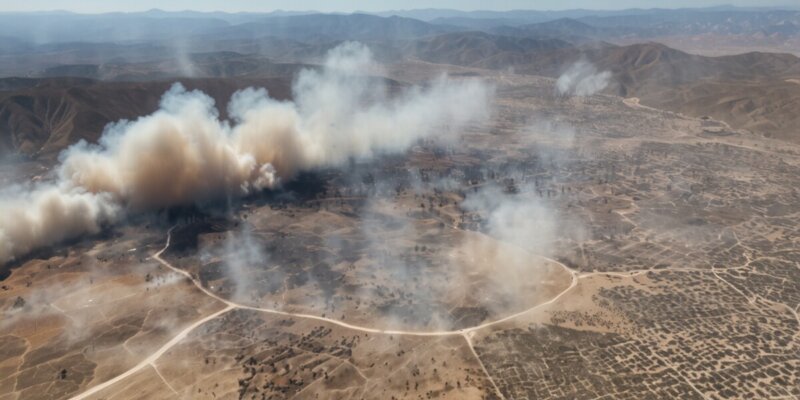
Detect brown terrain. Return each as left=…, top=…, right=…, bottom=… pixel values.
left=3, top=40, right=800, bottom=159
left=2, top=63, right=798, bottom=399
left=0, top=77, right=293, bottom=158
left=407, top=37, right=800, bottom=143
left=1, top=8, right=799, bottom=400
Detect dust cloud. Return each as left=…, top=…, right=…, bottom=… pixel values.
left=0, top=184, right=120, bottom=265
left=0, top=42, right=493, bottom=265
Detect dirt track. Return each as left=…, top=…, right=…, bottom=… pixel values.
left=66, top=225, right=580, bottom=400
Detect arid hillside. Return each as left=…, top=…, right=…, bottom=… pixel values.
left=403, top=36, right=800, bottom=142
left=0, top=77, right=292, bottom=157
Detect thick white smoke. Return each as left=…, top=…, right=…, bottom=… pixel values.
left=462, top=185, right=558, bottom=257
left=0, top=184, right=119, bottom=264
left=556, top=60, right=612, bottom=97
left=0, top=42, right=493, bottom=265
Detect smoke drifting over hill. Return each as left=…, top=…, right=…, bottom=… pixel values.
left=0, top=42, right=493, bottom=265
left=556, top=60, right=611, bottom=96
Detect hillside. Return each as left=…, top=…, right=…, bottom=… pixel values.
left=403, top=31, right=571, bottom=67
left=0, top=77, right=292, bottom=157
left=402, top=35, right=800, bottom=142
left=2, top=11, right=800, bottom=146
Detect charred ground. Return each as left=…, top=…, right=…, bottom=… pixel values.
left=1, top=8, right=799, bottom=400
left=2, top=67, right=798, bottom=399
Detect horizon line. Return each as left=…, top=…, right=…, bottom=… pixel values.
left=2, top=4, right=800, bottom=16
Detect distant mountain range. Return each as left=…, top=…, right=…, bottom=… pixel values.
left=1, top=7, right=800, bottom=156
left=2, top=6, right=800, bottom=45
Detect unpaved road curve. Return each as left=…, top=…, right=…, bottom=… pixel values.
left=69, top=304, right=235, bottom=400
left=68, top=226, right=578, bottom=400
left=152, top=225, right=578, bottom=337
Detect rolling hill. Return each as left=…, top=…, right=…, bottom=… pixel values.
left=0, top=77, right=292, bottom=158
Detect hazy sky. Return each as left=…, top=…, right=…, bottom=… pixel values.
left=0, top=0, right=796, bottom=13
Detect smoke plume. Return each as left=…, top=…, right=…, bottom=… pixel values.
left=0, top=184, right=119, bottom=264
left=556, top=60, right=612, bottom=96
left=0, top=42, right=493, bottom=265
left=462, top=185, right=558, bottom=256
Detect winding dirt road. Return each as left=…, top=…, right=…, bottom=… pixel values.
left=156, top=225, right=579, bottom=337
left=67, top=224, right=779, bottom=400
left=68, top=226, right=579, bottom=400
left=69, top=305, right=235, bottom=400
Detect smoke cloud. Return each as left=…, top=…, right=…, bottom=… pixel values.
left=462, top=185, right=558, bottom=257
left=0, top=184, right=120, bottom=264
left=0, top=42, right=493, bottom=265
left=556, top=60, right=612, bottom=97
